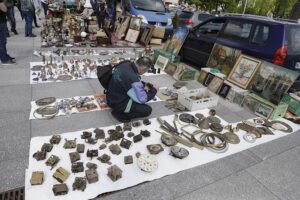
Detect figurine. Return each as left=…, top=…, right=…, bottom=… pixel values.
left=33, top=150, right=47, bottom=161
left=140, top=130, right=151, bottom=137
left=97, top=154, right=111, bottom=165
left=94, top=128, right=105, bottom=139
left=86, top=149, right=98, bottom=159
left=41, top=143, right=53, bottom=152
left=120, top=138, right=132, bottom=150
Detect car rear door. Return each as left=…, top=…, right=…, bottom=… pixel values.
left=181, top=18, right=226, bottom=68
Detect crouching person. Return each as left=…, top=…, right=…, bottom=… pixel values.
left=106, top=57, right=157, bottom=122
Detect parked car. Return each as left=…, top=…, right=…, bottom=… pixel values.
left=180, top=15, right=300, bottom=91
left=121, top=0, right=173, bottom=37
left=179, top=11, right=213, bottom=29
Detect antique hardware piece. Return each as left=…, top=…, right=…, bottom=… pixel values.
left=147, top=144, right=164, bottom=155
left=243, top=132, right=257, bottom=143
left=195, top=113, right=204, bottom=120
left=97, top=154, right=112, bottom=165
left=50, top=135, right=61, bottom=144
left=85, top=168, right=99, bottom=184
left=120, top=138, right=132, bottom=149
left=99, top=144, right=107, bottom=150
left=200, top=133, right=228, bottom=153
left=127, top=132, right=135, bottom=137
left=72, top=177, right=87, bottom=191
left=206, top=116, right=221, bottom=124
left=143, top=119, right=151, bottom=126
left=30, top=171, right=44, bottom=185
left=109, top=144, right=122, bottom=155
left=52, top=184, right=69, bottom=196
left=81, top=131, right=92, bottom=139
left=133, top=134, right=143, bottom=143
left=46, top=155, right=60, bottom=169
left=41, top=143, right=53, bottom=152
left=123, top=122, right=132, bottom=131
left=264, top=120, right=293, bottom=133
left=140, top=130, right=151, bottom=137
left=53, top=167, right=70, bottom=183
left=107, top=130, right=124, bottom=142
left=63, top=138, right=77, bottom=149
left=85, top=138, right=98, bottom=144
left=35, top=97, right=56, bottom=106
left=86, top=149, right=98, bottom=159
left=33, top=106, right=59, bottom=119
left=209, top=109, right=216, bottom=116
left=223, top=132, right=240, bottom=144
left=94, top=128, right=105, bottom=139
left=71, top=162, right=84, bottom=173
left=170, top=146, right=189, bottom=159
left=198, top=118, right=210, bottom=129
left=124, top=155, right=133, bottom=164
left=33, top=150, right=47, bottom=161
left=179, top=113, right=197, bottom=124
left=107, top=165, right=123, bottom=182
left=132, top=121, right=141, bottom=127
left=237, top=122, right=262, bottom=138
left=210, top=123, right=223, bottom=132
left=116, top=125, right=123, bottom=132
left=69, top=152, right=80, bottom=163
left=86, top=162, right=97, bottom=169
left=137, top=154, right=158, bottom=173
left=161, top=134, right=178, bottom=146
left=77, top=144, right=85, bottom=153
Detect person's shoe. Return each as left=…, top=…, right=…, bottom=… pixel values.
left=1, top=60, right=16, bottom=65
left=12, top=30, right=18, bottom=35
left=28, top=34, right=37, bottom=37
left=8, top=56, right=16, bottom=61
left=35, top=25, right=41, bottom=28
left=111, top=110, right=131, bottom=123
left=25, top=34, right=28, bottom=37
left=6, top=33, right=10, bottom=37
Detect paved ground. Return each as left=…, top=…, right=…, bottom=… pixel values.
left=1, top=10, right=300, bottom=200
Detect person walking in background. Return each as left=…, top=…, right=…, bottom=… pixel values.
left=40, top=0, right=48, bottom=17
left=5, top=0, right=18, bottom=35
left=15, top=0, right=24, bottom=19
left=32, top=0, right=40, bottom=28
left=20, top=0, right=36, bottom=37
left=0, top=0, right=16, bottom=65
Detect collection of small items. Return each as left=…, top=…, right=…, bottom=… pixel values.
left=29, top=109, right=294, bottom=197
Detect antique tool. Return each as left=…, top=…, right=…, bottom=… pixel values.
left=53, top=167, right=70, bottom=183
left=30, top=171, right=44, bottom=185
left=33, top=106, right=59, bottom=119
left=52, top=184, right=69, bottom=196
left=147, top=144, right=164, bottom=155
left=263, top=120, right=293, bottom=133
left=161, top=134, right=178, bottom=146
left=156, top=130, right=193, bottom=148
left=72, top=177, right=87, bottom=191
left=137, top=154, right=158, bottom=173
left=157, top=117, right=180, bottom=135
left=35, top=97, right=56, bottom=106
left=170, top=146, right=189, bottom=159
left=71, top=162, right=84, bottom=173
left=45, top=155, right=60, bottom=170
left=223, top=132, right=240, bottom=144
left=107, top=165, right=123, bottom=181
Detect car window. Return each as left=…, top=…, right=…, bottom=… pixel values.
left=252, top=24, right=270, bottom=45
left=222, top=20, right=253, bottom=41
left=288, top=26, right=300, bottom=54
left=196, top=19, right=225, bottom=36
left=180, top=11, right=193, bottom=19
left=198, top=14, right=211, bottom=21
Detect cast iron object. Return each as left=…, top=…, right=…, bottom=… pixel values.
left=198, top=118, right=210, bottom=129
left=179, top=113, right=197, bottom=124
left=76, top=144, right=85, bottom=153
left=132, top=121, right=141, bottom=127
left=45, top=155, right=60, bottom=169
left=69, top=152, right=80, bottom=163
left=99, top=144, right=107, bottom=150
left=53, top=167, right=70, bottom=183
left=223, top=132, right=240, bottom=144
left=52, top=183, right=69, bottom=196
left=63, top=138, right=77, bottom=149
left=210, top=123, right=223, bottom=132
left=195, top=113, right=204, bottom=120
left=170, top=146, right=189, bottom=159
left=120, top=138, right=132, bottom=149
left=123, top=123, right=132, bottom=131
left=127, top=132, right=135, bottom=138
left=71, top=162, right=84, bottom=173
left=143, top=119, right=151, bottom=126
left=86, top=149, right=98, bottom=159
left=207, top=116, right=221, bottom=124
left=33, top=150, right=46, bottom=161
left=30, top=171, right=44, bottom=185
left=140, top=130, right=151, bottom=137
left=94, top=128, right=105, bottom=139
left=72, top=177, right=87, bottom=191
left=133, top=134, right=143, bottom=143
left=108, top=130, right=124, bottom=141
left=97, top=154, right=111, bottom=164
left=109, top=144, right=122, bottom=155
left=85, top=168, right=98, bottom=184
left=115, top=125, right=123, bottom=132
left=85, top=138, right=98, bottom=145
left=50, top=135, right=61, bottom=145
left=161, top=134, right=178, bottom=146
left=35, top=97, right=56, bottom=106
left=107, top=165, right=123, bottom=182
left=81, top=131, right=92, bottom=139
left=147, top=144, right=164, bottom=155
left=86, top=162, right=97, bottom=169
left=209, top=109, right=216, bottom=116
left=124, top=155, right=133, bottom=164
left=41, top=143, right=53, bottom=152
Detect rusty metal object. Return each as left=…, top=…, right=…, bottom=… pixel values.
left=94, top=128, right=105, bottom=139
left=141, top=130, right=151, bottom=137
left=81, top=131, right=92, bottom=139
left=45, top=155, right=60, bottom=169
left=124, top=155, right=133, bottom=164
left=30, top=171, right=44, bottom=185
left=52, top=184, right=68, bottom=196
left=69, top=152, right=80, bottom=163
left=41, top=143, right=53, bottom=152
left=85, top=168, right=99, bottom=184
left=109, top=144, right=122, bottom=155
left=76, top=144, right=85, bottom=153
left=71, top=162, right=84, bottom=173
left=97, top=154, right=112, bottom=165
left=33, top=150, right=46, bottom=161
left=133, top=134, right=143, bottom=143
left=120, top=138, right=132, bottom=149
left=63, top=138, right=77, bottom=149
left=107, top=165, right=123, bottom=182
left=53, top=167, right=70, bottom=183
left=49, top=135, right=61, bottom=145
left=86, top=149, right=98, bottom=159
left=72, top=177, right=87, bottom=191
left=170, top=146, right=189, bottom=159
left=147, top=144, right=164, bottom=155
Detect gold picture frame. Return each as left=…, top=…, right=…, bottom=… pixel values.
left=164, top=62, right=178, bottom=76
left=207, top=76, right=224, bottom=93
left=228, top=55, right=262, bottom=89
left=129, top=16, right=142, bottom=31
left=140, top=25, right=155, bottom=46
left=125, top=29, right=140, bottom=43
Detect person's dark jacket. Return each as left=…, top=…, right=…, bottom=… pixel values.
left=20, top=0, right=34, bottom=11
left=106, top=61, right=157, bottom=113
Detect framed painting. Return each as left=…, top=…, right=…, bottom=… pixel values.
left=164, top=62, right=178, bottom=76
left=125, top=29, right=140, bottom=43
left=228, top=55, right=262, bottom=89
left=203, top=73, right=215, bottom=87
left=165, top=27, right=189, bottom=56
left=140, top=25, right=155, bottom=46
left=206, top=43, right=241, bottom=76
left=242, top=96, right=260, bottom=112
left=207, top=76, right=224, bottom=93
left=198, top=70, right=208, bottom=84
left=250, top=61, right=300, bottom=105
left=154, top=55, right=169, bottom=70
left=255, top=103, right=273, bottom=119
left=218, top=82, right=231, bottom=98
left=116, top=15, right=131, bottom=39
left=129, top=17, right=142, bottom=31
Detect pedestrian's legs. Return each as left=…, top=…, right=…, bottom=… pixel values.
left=23, top=11, right=33, bottom=35
left=6, top=6, right=16, bottom=32
left=0, top=23, right=9, bottom=62
left=33, top=8, right=39, bottom=27
left=41, top=2, right=48, bottom=17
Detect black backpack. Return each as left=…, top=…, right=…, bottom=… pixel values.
left=96, top=61, right=131, bottom=90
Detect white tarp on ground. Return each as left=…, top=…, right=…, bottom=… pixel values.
left=25, top=109, right=300, bottom=200
left=30, top=62, right=166, bottom=84
left=29, top=94, right=162, bottom=120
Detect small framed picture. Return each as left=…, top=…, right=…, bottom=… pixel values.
left=203, top=73, right=215, bottom=87
left=207, top=76, right=224, bottom=93
left=242, top=96, right=259, bottom=112
left=129, top=17, right=142, bottom=31
left=140, top=25, right=155, bottom=46
left=218, top=83, right=231, bottom=98
left=255, top=103, right=273, bottom=119
left=198, top=70, right=208, bottom=84
left=228, top=54, right=262, bottom=89
left=164, top=62, right=178, bottom=76
left=154, top=55, right=169, bottom=70
left=125, top=29, right=140, bottom=43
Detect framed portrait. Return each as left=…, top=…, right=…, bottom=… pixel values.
left=218, top=83, right=231, bottom=98
left=250, top=61, right=300, bottom=105
left=207, top=43, right=241, bottom=76
left=165, top=27, right=189, bottom=56
left=154, top=55, right=169, bottom=70
left=125, top=29, right=140, bottom=43
left=255, top=103, right=273, bottom=119
left=164, top=62, right=178, bottom=76
left=198, top=70, right=208, bottom=84
left=242, top=96, right=260, bottom=112
left=203, top=73, right=215, bottom=87
left=228, top=55, right=262, bottom=89
left=207, top=76, right=224, bottom=93
left=129, top=17, right=142, bottom=31
left=140, top=25, right=155, bottom=46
